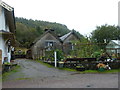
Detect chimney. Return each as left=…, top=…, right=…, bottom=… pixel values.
left=58, top=34, right=62, bottom=37
left=44, top=29, right=54, bottom=32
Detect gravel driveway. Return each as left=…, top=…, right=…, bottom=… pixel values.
left=2, top=59, right=119, bottom=88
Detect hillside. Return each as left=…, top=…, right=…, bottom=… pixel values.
left=15, top=17, right=83, bottom=48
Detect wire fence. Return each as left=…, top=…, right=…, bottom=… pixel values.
left=28, top=43, right=120, bottom=60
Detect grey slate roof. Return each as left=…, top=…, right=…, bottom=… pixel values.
left=59, top=32, right=72, bottom=41
left=59, top=30, right=80, bottom=41
left=32, top=30, right=62, bottom=44
left=111, top=40, right=120, bottom=45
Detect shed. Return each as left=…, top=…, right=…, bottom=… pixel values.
left=106, top=40, right=120, bottom=57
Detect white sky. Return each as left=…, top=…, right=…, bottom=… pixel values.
left=3, top=0, right=119, bottom=36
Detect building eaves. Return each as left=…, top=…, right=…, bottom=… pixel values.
left=0, top=30, right=13, bottom=34
left=0, top=0, right=16, bottom=33
left=0, top=0, right=13, bottom=11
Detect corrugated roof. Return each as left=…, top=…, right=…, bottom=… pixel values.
left=111, top=40, right=120, bottom=45
left=59, top=32, right=72, bottom=41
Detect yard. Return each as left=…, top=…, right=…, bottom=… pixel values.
left=2, top=59, right=119, bottom=88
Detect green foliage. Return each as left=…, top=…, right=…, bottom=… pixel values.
left=56, top=49, right=64, bottom=61
left=4, top=62, right=11, bottom=65
left=16, top=22, right=37, bottom=48
left=91, top=50, right=103, bottom=59
left=36, top=60, right=54, bottom=68
left=15, top=17, right=83, bottom=48
left=44, top=49, right=64, bottom=61
left=91, top=24, right=120, bottom=49
left=70, top=37, right=101, bottom=58
left=15, top=17, right=72, bottom=48
left=58, top=68, right=120, bottom=73
left=45, top=50, right=54, bottom=61
left=58, top=68, right=77, bottom=72
left=15, top=78, right=31, bottom=80
left=2, top=65, right=20, bottom=81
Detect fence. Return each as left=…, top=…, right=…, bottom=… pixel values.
left=63, top=58, right=120, bottom=69
left=28, top=42, right=120, bottom=69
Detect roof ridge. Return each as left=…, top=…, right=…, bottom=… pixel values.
left=32, top=30, right=62, bottom=45
left=111, top=40, right=120, bottom=45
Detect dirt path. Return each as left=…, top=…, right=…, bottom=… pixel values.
left=2, top=59, right=119, bottom=88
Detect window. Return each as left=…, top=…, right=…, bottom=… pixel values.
left=46, top=41, right=54, bottom=47
left=68, top=42, right=76, bottom=50
left=45, top=41, right=54, bottom=51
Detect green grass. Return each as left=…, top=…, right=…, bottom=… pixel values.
left=58, top=67, right=120, bottom=74
left=67, top=69, right=120, bottom=74
left=36, top=60, right=54, bottom=68
left=0, top=74, right=2, bottom=82
left=83, top=69, right=120, bottom=74
left=2, top=65, right=20, bottom=81
left=15, top=77, right=31, bottom=80
left=58, top=68, right=77, bottom=72
left=36, top=60, right=120, bottom=74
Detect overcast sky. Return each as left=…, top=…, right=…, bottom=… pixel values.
left=3, top=0, right=119, bottom=36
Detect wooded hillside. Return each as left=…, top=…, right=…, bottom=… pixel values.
left=15, top=17, right=83, bottom=48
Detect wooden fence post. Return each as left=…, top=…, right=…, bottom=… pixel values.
left=54, top=51, right=57, bottom=67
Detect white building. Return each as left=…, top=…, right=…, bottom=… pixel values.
left=106, top=40, right=120, bottom=57
left=0, top=0, right=15, bottom=64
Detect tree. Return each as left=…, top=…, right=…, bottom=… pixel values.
left=69, top=37, right=101, bottom=58
left=91, top=24, right=120, bottom=49
left=15, top=17, right=83, bottom=48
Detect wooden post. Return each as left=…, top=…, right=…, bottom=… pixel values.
left=54, top=51, right=57, bottom=67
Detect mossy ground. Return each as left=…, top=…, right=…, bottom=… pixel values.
left=2, top=65, right=20, bottom=81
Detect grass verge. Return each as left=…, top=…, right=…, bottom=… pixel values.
left=58, top=67, right=120, bottom=73
left=15, top=77, right=31, bottom=80
left=36, top=60, right=54, bottom=68
left=36, top=60, right=120, bottom=74
left=58, top=68, right=77, bottom=72
left=63, top=69, right=120, bottom=74
left=2, top=65, right=20, bottom=81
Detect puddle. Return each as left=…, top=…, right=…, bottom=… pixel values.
left=86, top=84, right=94, bottom=88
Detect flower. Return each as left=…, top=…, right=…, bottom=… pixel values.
left=97, top=63, right=106, bottom=68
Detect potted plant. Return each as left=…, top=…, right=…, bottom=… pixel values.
left=97, top=63, right=106, bottom=72
left=58, top=60, right=64, bottom=68
left=3, top=62, right=12, bottom=72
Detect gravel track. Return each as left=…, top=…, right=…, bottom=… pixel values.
left=2, top=59, right=119, bottom=88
